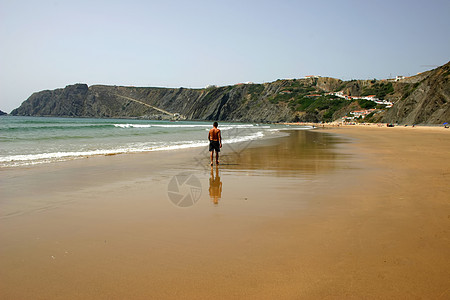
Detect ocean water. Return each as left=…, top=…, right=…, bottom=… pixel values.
left=0, top=116, right=310, bottom=168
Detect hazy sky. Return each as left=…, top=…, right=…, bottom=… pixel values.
left=1, top=0, right=449, bottom=112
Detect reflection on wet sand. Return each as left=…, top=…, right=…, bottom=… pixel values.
left=221, top=130, right=351, bottom=176
left=209, top=166, right=222, bottom=205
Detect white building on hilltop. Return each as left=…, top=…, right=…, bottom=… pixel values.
left=304, top=75, right=321, bottom=79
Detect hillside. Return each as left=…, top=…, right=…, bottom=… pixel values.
left=0, top=110, right=7, bottom=116
left=381, top=62, right=450, bottom=124
left=11, top=62, right=450, bottom=124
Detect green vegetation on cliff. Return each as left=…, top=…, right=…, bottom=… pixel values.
left=361, top=82, right=394, bottom=98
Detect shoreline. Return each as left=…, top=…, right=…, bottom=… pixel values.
left=283, top=121, right=450, bottom=131
left=1, top=126, right=449, bottom=298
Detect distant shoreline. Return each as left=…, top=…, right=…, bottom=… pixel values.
left=2, top=115, right=448, bottom=127
left=283, top=121, right=450, bottom=131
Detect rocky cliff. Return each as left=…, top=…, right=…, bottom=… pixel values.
left=11, top=62, right=450, bottom=124
left=382, top=63, right=450, bottom=124
left=10, top=81, right=324, bottom=122
left=0, top=110, right=7, bottom=116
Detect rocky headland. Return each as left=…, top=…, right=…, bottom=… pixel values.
left=11, top=62, right=450, bottom=124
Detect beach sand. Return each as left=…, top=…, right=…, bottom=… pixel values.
left=1, top=127, right=449, bottom=299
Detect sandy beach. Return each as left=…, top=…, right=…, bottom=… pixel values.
left=1, top=126, right=449, bottom=299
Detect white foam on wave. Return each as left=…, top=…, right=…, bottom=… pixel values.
left=114, top=124, right=153, bottom=128
left=271, top=126, right=314, bottom=131
left=225, top=131, right=264, bottom=143
left=0, top=148, right=134, bottom=163
left=114, top=124, right=212, bottom=129
left=219, top=125, right=270, bottom=131
left=114, top=123, right=271, bottom=130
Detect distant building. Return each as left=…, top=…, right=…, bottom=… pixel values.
left=395, top=75, right=405, bottom=81
left=304, top=75, right=321, bottom=79
left=343, top=109, right=376, bottom=121
left=363, top=95, right=377, bottom=101
left=329, top=91, right=393, bottom=107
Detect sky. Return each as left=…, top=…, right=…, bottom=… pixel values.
left=1, top=0, right=449, bottom=113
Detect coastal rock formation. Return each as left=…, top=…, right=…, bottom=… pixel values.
left=0, top=110, right=7, bottom=116
left=11, top=83, right=298, bottom=122
left=382, top=62, right=450, bottom=124
left=11, top=62, right=450, bottom=124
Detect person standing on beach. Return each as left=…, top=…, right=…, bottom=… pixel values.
left=208, top=122, right=222, bottom=166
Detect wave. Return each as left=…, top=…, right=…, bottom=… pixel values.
left=0, top=131, right=266, bottom=167
left=2, top=124, right=115, bottom=131
left=219, top=125, right=270, bottom=131
left=115, top=124, right=213, bottom=129
left=272, top=126, right=314, bottom=131
left=114, top=123, right=222, bottom=128
left=3, top=122, right=268, bottom=131
left=115, top=124, right=152, bottom=128
left=114, top=123, right=270, bottom=130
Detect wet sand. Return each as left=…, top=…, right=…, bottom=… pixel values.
left=1, top=128, right=449, bottom=299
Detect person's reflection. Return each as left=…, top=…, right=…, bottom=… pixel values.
left=209, top=166, right=222, bottom=205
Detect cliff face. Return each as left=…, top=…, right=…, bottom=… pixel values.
left=0, top=110, right=7, bottom=116
left=11, top=84, right=90, bottom=117
left=10, top=82, right=301, bottom=122
left=11, top=62, right=450, bottom=124
left=382, top=63, right=450, bottom=124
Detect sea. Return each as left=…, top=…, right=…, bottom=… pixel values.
left=0, top=116, right=310, bottom=168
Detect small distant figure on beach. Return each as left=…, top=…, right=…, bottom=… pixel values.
left=208, top=122, right=222, bottom=166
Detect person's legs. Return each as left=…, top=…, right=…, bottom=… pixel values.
left=215, top=150, right=219, bottom=164
left=210, top=150, right=213, bottom=166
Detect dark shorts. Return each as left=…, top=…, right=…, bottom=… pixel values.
left=209, top=140, right=220, bottom=152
